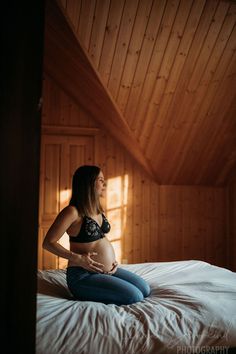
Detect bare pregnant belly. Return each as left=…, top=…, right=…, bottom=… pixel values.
left=69, top=237, right=116, bottom=272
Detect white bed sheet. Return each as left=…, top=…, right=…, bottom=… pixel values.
left=36, top=260, right=236, bottom=354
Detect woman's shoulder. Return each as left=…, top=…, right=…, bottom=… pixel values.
left=60, top=205, right=81, bottom=222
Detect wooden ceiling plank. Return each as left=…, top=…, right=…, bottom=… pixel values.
left=138, top=0, right=193, bottom=150
left=131, top=0, right=205, bottom=145
left=146, top=0, right=219, bottom=161
left=184, top=81, right=235, bottom=185
left=98, top=0, right=125, bottom=86
left=116, top=0, right=153, bottom=113
left=164, top=0, right=207, bottom=95
left=129, top=0, right=180, bottom=140
left=187, top=0, right=230, bottom=92
left=200, top=2, right=236, bottom=85
left=107, top=0, right=139, bottom=99
left=159, top=2, right=234, bottom=181
left=173, top=3, right=236, bottom=180
left=168, top=52, right=236, bottom=185
left=76, top=0, right=96, bottom=51
left=167, top=24, right=236, bottom=184
left=204, top=107, right=236, bottom=186
left=46, top=0, right=157, bottom=181
left=194, top=58, right=236, bottom=184
left=88, top=0, right=110, bottom=68
left=125, top=0, right=166, bottom=128
left=66, top=0, right=82, bottom=29
left=146, top=0, right=218, bottom=179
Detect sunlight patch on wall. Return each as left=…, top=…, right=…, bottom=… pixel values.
left=106, top=174, right=129, bottom=264
left=58, top=232, right=70, bottom=269
left=60, top=189, right=71, bottom=210
left=58, top=189, right=71, bottom=268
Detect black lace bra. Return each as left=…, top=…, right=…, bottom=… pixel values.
left=69, top=213, right=111, bottom=243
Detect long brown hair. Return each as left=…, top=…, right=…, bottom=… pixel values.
left=69, top=165, right=104, bottom=217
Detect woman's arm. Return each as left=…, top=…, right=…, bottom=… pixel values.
left=42, top=205, right=105, bottom=272
left=42, top=205, right=79, bottom=262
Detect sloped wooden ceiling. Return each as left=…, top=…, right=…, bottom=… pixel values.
left=56, top=0, right=236, bottom=186
left=44, top=0, right=156, bottom=180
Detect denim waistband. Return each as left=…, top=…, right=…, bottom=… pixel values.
left=66, top=266, right=92, bottom=285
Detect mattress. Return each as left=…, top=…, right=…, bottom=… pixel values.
left=36, top=260, right=236, bottom=354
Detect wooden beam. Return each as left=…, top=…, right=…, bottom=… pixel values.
left=44, top=0, right=157, bottom=182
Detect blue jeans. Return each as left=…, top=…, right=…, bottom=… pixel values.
left=66, top=266, right=151, bottom=305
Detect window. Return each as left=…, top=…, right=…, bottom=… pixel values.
left=106, top=174, right=129, bottom=263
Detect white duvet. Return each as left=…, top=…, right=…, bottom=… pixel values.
left=36, top=260, right=236, bottom=354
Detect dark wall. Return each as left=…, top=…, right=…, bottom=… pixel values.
left=0, top=1, right=44, bottom=352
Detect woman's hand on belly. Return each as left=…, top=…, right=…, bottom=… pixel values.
left=71, top=251, right=105, bottom=273
left=103, top=261, right=119, bottom=275
left=70, top=237, right=116, bottom=273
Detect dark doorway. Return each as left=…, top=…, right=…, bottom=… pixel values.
left=0, top=1, right=45, bottom=352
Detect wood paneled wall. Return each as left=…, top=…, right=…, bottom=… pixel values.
left=159, top=186, right=226, bottom=267
left=227, top=177, right=236, bottom=272
left=39, top=75, right=228, bottom=270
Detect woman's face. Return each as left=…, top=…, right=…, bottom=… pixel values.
left=95, top=171, right=106, bottom=198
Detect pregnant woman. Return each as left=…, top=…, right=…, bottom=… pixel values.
left=43, top=165, right=150, bottom=305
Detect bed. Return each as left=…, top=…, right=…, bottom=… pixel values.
left=37, top=260, right=236, bottom=354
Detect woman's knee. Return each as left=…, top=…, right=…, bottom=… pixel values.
left=122, top=287, right=144, bottom=305
left=133, top=278, right=151, bottom=298
left=142, top=282, right=151, bottom=298
left=114, top=268, right=151, bottom=298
